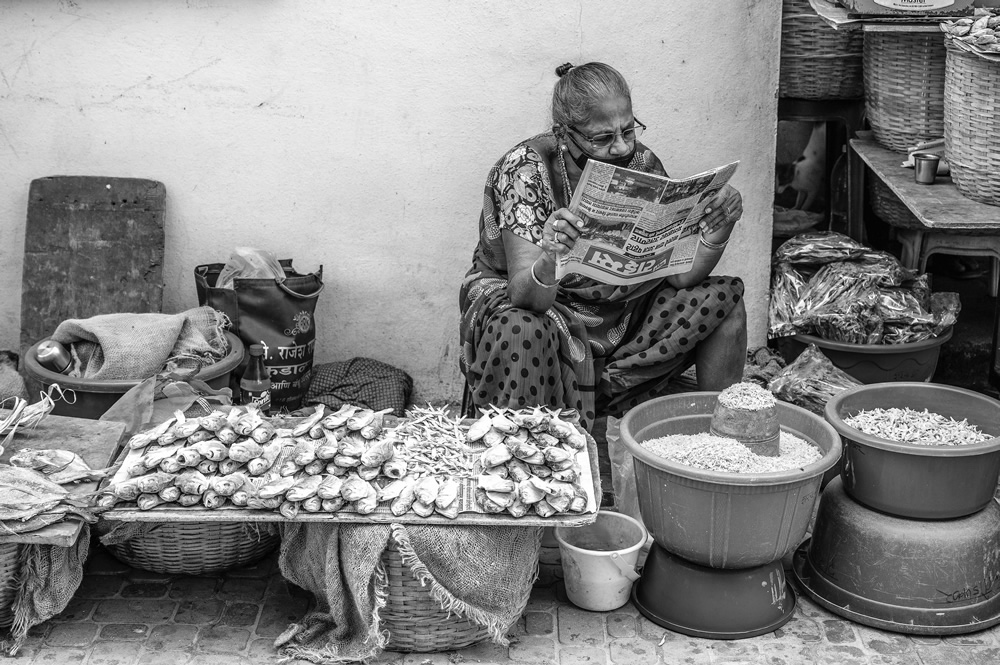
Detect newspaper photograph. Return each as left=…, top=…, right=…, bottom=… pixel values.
left=556, top=159, right=740, bottom=286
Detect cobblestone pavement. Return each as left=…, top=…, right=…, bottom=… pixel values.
left=6, top=539, right=1000, bottom=665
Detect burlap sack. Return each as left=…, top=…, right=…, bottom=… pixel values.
left=51, top=306, right=228, bottom=381
left=275, top=522, right=541, bottom=664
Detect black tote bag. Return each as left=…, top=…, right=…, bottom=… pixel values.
left=195, top=260, right=324, bottom=412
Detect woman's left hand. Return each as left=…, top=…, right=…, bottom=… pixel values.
left=700, top=184, right=743, bottom=241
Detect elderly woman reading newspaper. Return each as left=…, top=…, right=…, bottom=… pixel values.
left=460, top=62, right=747, bottom=430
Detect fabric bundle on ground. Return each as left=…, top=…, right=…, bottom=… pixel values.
left=0, top=527, right=90, bottom=656
left=304, top=358, right=413, bottom=417
left=50, top=306, right=228, bottom=381
left=275, top=522, right=541, bottom=664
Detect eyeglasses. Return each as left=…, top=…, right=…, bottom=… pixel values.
left=567, top=118, right=646, bottom=150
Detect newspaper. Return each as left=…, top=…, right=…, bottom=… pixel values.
left=555, top=159, right=740, bottom=286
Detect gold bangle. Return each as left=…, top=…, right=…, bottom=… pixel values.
left=530, top=256, right=559, bottom=288
left=699, top=235, right=729, bottom=251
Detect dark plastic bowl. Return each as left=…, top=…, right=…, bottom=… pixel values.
left=633, top=542, right=795, bottom=639
left=825, top=382, right=1000, bottom=519
left=778, top=327, right=952, bottom=384
left=793, top=476, right=1000, bottom=635
left=620, top=393, right=841, bottom=569
left=24, top=332, right=244, bottom=420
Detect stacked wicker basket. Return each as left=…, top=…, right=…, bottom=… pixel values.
left=780, top=0, right=864, bottom=99
left=864, top=32, right=947, bottom=153
left=944, top=42, right=1000, bottom=206
left=0, top=544, right=18, bottom=629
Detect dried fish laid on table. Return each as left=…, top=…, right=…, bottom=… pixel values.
left=844, top=408, right=994, bottom=446
left=393, top=405, right=475, bottom=479
left=10, top=448, right=109, bottom=484
left=0, top=464, right=97, bottom=531
left=291, top=404, right=327, bottom=437
left=469, top=405, right=593, bottom=519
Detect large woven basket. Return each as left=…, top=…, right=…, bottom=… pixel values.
left=780, top=0, right=864, bottom=99
left=0, top=543, right=19, bottom=628
left=867, top=177, right=922, bottom=229
left=381, top=541, right=490, bottom=653
left=103, top=522, right=279, bottom=575
left=944, top=43, right=1000, bottom=206
left=864, top=32, right=946, bottom=153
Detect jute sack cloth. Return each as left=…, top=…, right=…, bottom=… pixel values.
left=50, top=306, right=228, bottom=381
left=1, top=527, right=90, bottom=657
left=274, top=522, right=541, bottom=664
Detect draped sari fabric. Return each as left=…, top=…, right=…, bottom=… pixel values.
left=459, top=132, right=743, bottom=431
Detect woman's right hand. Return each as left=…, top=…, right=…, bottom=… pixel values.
left=540, top=208, right=584, bottom=258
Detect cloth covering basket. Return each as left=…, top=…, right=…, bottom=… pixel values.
left=381, top=540, right=490, bottom=652
left=864, top=33, right=946, bottom=153
left=944, top=42, right=1000, bottom=206
left=780, top=0, right=864, bottom=99
left=102, top=522, right=279, bottom=575
left=0, top=543, right=19, bottom=628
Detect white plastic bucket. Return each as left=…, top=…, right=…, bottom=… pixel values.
left=555, top=511, right=647, bottom=612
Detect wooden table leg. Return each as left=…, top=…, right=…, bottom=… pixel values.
left=847, top=143, right=867, bottom=244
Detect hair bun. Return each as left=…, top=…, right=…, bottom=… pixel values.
left=555, top=63, right=574, bottom=78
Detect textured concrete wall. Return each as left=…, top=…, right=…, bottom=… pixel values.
left=0, top=1, right=780, bottom=404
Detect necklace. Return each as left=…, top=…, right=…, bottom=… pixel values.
left=557, top=145, right=574, bottom=208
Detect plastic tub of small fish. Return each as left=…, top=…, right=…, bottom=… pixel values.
left=620, top=386, right=841, bottom=569
left=825, top=382, right=1000, bottom=520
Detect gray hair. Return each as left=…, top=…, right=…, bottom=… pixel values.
left=551, top=62, right=632, bottom=128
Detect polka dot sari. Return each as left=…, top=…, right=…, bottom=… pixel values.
left=459, top=133, right=744, bottom=431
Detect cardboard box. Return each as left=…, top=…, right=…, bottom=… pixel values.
left=837, top=0, right=974, bottom=16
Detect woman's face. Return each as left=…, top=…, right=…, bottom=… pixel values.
left=567, top=95, right=636, bottom=162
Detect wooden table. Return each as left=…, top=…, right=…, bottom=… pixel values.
left=849, top=134, right=1000, bottom=388
left=0, top=414, right=126, bottom=546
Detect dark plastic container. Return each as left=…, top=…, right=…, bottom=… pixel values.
left=632, top=542, right=795, bottom=639
left=825, top=382, right=1000, bottom=519
left=24, top=332, right=244, bottom=420
left=620, top=393, right=841, bottom=569
left=793, top=476, right=1000, bottom=635
left=777, top=327, right=952, bottom=384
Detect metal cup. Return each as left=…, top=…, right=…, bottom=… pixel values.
left=913, top=152, right=940, bottom=185
left=35, top=339, right=72, bottom=374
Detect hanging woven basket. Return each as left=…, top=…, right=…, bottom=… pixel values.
left=780, top=0, right=864, bottom=99
left=944, top=42, right=1000, bottom=207
left=864, top=32, right=947, bottom=153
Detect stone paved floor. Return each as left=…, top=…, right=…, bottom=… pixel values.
left=6, top=539, right=1000, bottom=665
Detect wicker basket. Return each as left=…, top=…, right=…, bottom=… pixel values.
left=867, top=177, right=922, bottom=229
left=944, top=42, right=1000, bottom=206
left=103, top=522, right=279, bottom=575
left=864, top=32, right=947, bottom=153
left=780, top=0, right=864, bottom=99
left=0, top=543, right=20, bottom=628
left=381, top=541, right=490, bottom=653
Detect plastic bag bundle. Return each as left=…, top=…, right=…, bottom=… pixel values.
left=767, top=262, right=811, bottom=339
left=857, top=250, right=912, bottom=288
left=791, top=262, right=877, bottom=330
left=215, top=247, right=285, bottom=290
left=808, top=287, right=883, bottom=344
left=768, top=344, right=862, bottom=416
left=773, top=231, right=868, bottom=265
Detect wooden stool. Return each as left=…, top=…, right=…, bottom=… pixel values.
left=895, top=228, right=1000, bottom=298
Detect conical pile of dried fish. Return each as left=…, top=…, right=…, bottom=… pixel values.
left=469, top=406, right=589, bottom=518
left=98, top=403, right=592, bottom=521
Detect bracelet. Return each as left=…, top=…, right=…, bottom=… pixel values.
left=530, top=256, right=559, bottom=289
left=699, top=234, right=729, bottom=251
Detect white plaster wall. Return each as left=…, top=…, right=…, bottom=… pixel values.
left=0, top=0, right=780, bottom=404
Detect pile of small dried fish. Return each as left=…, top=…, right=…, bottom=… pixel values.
left=471, top=406, right=590, bottom=518
left=0, top=464, right=99, bottom=535
left=844, top=408, right=993, bottom=446
left=99, top=402, right=592, bottom=521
